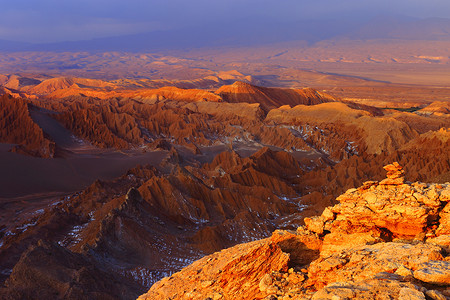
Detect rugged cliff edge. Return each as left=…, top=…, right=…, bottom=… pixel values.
left=140, top=163, right=450, bottom=300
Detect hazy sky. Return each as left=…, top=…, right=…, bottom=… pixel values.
left=1, top=0, right=450, bottom=43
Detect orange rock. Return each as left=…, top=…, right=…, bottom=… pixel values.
left=142, top=168, right=450, bottom=299
left=414, top=261, right=450, bottom=285
left=380, top=177, right=405, bottom=185
left=216, top=81, right=335, bottom=111
left=383, top=162, right=405, bottom=182
left=138, top=239, right=290, bottom=300
left=0, top=94, right=55, bottom=157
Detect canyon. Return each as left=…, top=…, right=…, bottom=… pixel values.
left=1, top=3, right=450, bottom=299
left=0, top=59, right=449, bottom=299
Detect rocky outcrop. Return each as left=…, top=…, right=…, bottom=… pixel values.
left=140, top=163, right=450, bottom=299
left=54, top=105, right=145, bottom=149
left=0, top=94, right=55, bottom=157
left=35, top=96, right=315, bottom=152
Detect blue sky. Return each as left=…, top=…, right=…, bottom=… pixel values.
left=1, top=0, right=450, bottom=43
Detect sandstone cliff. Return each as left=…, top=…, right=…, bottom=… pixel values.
left=140, top=163, right=450, bottom=300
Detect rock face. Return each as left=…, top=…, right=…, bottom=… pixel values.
left=140, top=163, right=450, bottom=300
left=0, top=94, right=55, bottom=157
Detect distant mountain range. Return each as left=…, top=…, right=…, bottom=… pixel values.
left=1, top=16, right=450, bottom=52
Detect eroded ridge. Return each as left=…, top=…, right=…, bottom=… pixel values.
left=141, top=162, right=450, bottom=300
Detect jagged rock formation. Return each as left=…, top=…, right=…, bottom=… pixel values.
left=21, top=93, right=428, bottom=163
left=0, top=94, right=55, bottom=157
left=0, top=148, right=315, bottom=297
left=2, top=76, right=447, bottom=170
left=1, top=74, right=450, bottom=299
left=140, top=163, right=450, bottom=300
left=32, top=95, right=338, bottom=153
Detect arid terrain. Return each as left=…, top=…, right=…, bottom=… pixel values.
left=140, top=163, right=450, bottom=299
left=0, top=40, right=449, bottom=299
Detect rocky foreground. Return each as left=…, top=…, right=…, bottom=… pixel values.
left=140, top=163, right=450, bottom=300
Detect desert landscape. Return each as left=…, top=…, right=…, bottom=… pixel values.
left=0, top=1, right=450, bottom=299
